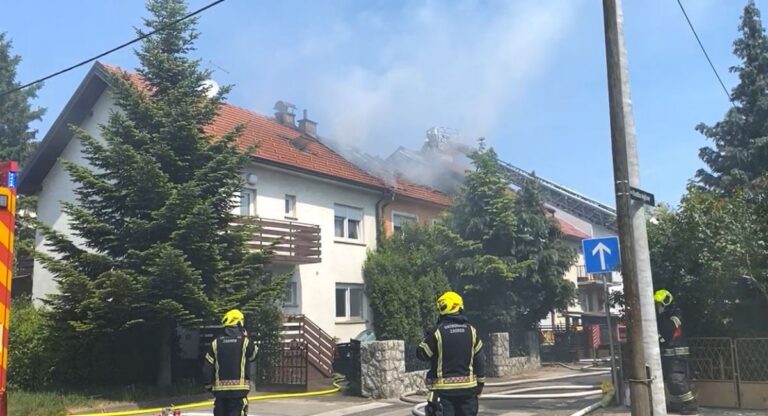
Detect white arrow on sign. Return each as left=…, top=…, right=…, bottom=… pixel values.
left=592, top=242, right=612, bottom=270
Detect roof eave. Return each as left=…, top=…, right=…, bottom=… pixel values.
left=18, top=63, right=111, bottom=194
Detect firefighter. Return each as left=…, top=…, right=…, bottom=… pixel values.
left=203, top=309, right=258, bottom=416
left=417, top=291, right=486, bottom=416
left=654, top=289, right=698, bottom=415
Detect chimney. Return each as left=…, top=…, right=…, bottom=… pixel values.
left=273, top=100, right=297, bottom=127
left=298, top=109, right=317, bottom=137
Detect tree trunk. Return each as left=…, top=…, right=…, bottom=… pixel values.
left=157, top=324, right=172, bottom=388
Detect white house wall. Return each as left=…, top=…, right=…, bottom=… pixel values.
left=241, top=164, right=379, bottom=341
left=32, top=91, right=114, bottom=301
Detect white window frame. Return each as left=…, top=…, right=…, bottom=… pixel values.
left=334, top=204, right=364, bottom=242
left=392, top=211, right=418, bottom=233
left=285, top=194, right=297, bottom=219
left=238, top=188, right=257, bottom=216
left=283, top=281, right=299, bottom=307
left=335, top=283, right=365, bottom=321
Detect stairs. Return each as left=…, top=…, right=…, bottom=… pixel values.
left=281, top=315, right=335, bottom=377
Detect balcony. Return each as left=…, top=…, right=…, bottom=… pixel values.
left=575, top=265, right=619, bottom=285
left=246, top=218, right=321, bottom=264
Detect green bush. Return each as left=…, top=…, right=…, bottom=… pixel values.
left=364, top=224, right=450, bottom=343
left=8, top=297, right=52, bottom=390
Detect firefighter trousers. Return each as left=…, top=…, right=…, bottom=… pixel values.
left=435, top=392, right=479, bottom=416
left=213, top=396, right=249, bottom=416
left=662, top=357, right=698, bottom=412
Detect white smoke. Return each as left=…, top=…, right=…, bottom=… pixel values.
left=313, top=0, right=579, bottom=154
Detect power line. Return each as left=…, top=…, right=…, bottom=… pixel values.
left=0, top=0, right=226, bottom=98
left=675, top=0, right=735, bottom=107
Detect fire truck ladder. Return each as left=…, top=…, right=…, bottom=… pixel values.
left=497, top=160, right=618, bottom=231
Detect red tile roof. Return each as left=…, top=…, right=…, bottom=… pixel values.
left=556, top=217, right=591, bottom=240
left=99, top=63, right=451, bottom=207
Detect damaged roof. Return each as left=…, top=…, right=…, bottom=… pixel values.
left=19, top=62, right=451, bottom=207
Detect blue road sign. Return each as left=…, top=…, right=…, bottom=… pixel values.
left=582, top=236, right=621, bottom=274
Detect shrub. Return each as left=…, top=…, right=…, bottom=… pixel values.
left=8, top=297, right=52, bottom=390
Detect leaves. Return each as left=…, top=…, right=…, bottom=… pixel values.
left=26, top=0, right=284, bottom=385
left=365, top=144, right=576, bottom=339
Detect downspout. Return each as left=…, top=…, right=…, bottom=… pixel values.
left=375, top=189, right=396, bottom=246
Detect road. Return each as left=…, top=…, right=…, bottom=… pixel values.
left=172, top=373, right=611, bottom=416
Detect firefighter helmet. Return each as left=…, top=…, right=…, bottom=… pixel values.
left=221, top=309, right=245, bottom=327
left=654, top=289, right=674, bottom=306
left=437, top=291, right=464, bottom=315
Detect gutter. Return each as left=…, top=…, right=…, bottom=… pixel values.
left=375, top=189, right=396, bottom=246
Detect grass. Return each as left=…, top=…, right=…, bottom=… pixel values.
left=9, top=390, right=94, bottom=416
left=9, top=383, right=207, bottom=416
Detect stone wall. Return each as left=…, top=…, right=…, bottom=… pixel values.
left=486, top=332, right=540, bottom=378
left=359, top=340, right=427, bottom=399
left=355, top=332, right=540, bottom=398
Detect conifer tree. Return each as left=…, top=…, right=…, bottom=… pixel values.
left=697, top=1, right=768, bottom=193
left=0, top=32, right=45, bottom=164
left=34, top=0, right=285, bottom=386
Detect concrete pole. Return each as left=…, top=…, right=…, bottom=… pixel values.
left=602, top=0, right=667, bottom=414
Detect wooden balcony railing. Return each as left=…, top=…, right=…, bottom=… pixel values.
left=246, top=218, right=321, bottom=264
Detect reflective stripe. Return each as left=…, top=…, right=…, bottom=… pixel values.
left=435, top=330, right=443, bottom=379
left=213, top=340, right=219, bottom=385
left=473, top=338, right=483, bottom=355
left=469, top=327, right=477, bottom=377
left=674, top=391, right=695, bottom=402
left=671, top=316, right=682, bottom=328
left=249, top=342, right=258, bottom=361
left=419, top=341, right=434, bottom=358
left=205, top=353, right=214, bottom=365
left=662, top=347, right=691, bottom=357
left=240, top=338, right=248, bottom=387
left=426, top=375, right=478, bottom=390
left=241, top=398, right=248, bottom=416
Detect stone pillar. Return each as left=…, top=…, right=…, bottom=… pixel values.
left=487, top=332, right=512, bottom=377
left=359, top=340, right=406, bottom=399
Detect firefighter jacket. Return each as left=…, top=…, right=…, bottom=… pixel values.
left=203, top=326, right=258, bottom=397
left=416, top=314, right=486, bottom=392
left=658, top=306, right=690, bottom=359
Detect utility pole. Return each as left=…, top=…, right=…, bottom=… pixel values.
left=602, top=1, right=667, bottom=415
left=602, top=273, right=621, bottom=405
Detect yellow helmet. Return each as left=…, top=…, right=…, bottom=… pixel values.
left=437, top=291, right=464, bottom=315
left=221, top=309, right=245, bottom=327
left=654, top=289, right=673, bottom=306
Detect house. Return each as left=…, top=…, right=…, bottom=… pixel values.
left=18, top=62, right=450, bottom=342
left=360, top=128, right=624, bottom=330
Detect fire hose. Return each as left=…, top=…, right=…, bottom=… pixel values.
left=73, top=374, right=347, bottom=416
left=403, top=369, right=610, bottom=416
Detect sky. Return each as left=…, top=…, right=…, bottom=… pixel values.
left=0, top=0, right=753, bottom=206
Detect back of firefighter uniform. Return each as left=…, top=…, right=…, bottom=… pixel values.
left=203, top=309, right=258, bottom=416
left=655, top=289, right=698, bottom=415
left=417, top=291, right=486, bottom=416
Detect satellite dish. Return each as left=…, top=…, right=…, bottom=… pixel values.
left=201, top=79, right=220, bottom=98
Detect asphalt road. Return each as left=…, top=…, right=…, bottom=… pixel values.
left=171, top=373, right=611, bottom=416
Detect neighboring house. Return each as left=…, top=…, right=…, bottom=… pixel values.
left=18, top=62, right=449, bottom=342
left=363, top=129, right=624, bottom=329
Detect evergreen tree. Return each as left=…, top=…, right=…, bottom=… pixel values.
left=697, top=1, right=768, bottom=193
left=0, top=32, right=45, bottom=165
left=33, top=0, right=285, bottom=386
left=443, top=142, right=575, bottom=335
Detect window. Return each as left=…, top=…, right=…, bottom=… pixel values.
left=239, top=189, right=256, bottom=216
left=285, top=194, right=297, bottom=218
left=334, top=204, right=363, bottom=241
left=392, top=212, right=418, bottom=234
left=335, top=284, right=364, bottom=320
left=283, top=281, right=298, bottom=307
